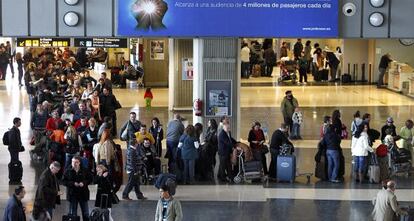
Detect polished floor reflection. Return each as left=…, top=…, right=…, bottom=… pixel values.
left=0, top=69, right=413, bottom=220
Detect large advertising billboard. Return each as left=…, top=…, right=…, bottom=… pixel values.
left=118, top=0, right=338, bottom=37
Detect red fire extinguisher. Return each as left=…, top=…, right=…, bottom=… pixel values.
left=193, top=99, right=202, bottom=116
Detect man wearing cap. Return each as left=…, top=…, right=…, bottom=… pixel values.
left=280, top=90, right=299, bottom=134
left=372, top=180, right=407, bottom=220
left=381, top=117, right=397, bottom=142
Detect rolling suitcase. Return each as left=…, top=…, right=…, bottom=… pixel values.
left=8, top=160, right=23, bottom=184
left=90, top=194, right=110, bottom=221
left=368, top=154, right=380, bottom=183
left=315, top=154, right=328, bottom=181
left=62, top=215, right=80, bottom=221
left=341, top=74, right=351, bottom=83
left=277, top=155, right=296, bottom=183
left=320, top=69, right=329, bottom=81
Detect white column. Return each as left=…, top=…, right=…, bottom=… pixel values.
left=193, top=38, right=204, bottom=124
left=235, top=39, right=241, bottom=140
left=168, top=38, right=175, bottom=111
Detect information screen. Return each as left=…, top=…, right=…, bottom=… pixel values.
left=16, top=38, right=70, bottom=47
left=74, top=38, right=128, bottom=48
left=118, top=0, right=338, bottom=37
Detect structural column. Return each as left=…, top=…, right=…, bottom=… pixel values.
left=193, top=38, right=241, bottom=139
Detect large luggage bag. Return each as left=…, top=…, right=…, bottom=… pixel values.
left=319, top=69, right=329, bottom=81
left=90, top=194, right=110, bottom=221
left=341, top=74, right=352, bottom=83
left=277, top=155, right=296, bottom=183
left=315, top=154, right=328, bottom=181
left=8, top=160, right=23, bottom=184
left=368, top=154, right=380, bottom=183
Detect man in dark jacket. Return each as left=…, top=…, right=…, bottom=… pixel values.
left=62, top=156, right=92, bottom=221
left=293, top=39, right=303, bottom=60
left=3, top=185, right=26, bottom=221
left=381, top=117, right=397, bottom=141
left=264, top=47, right=276, bottom=77
left=122, top=138, right=147, bottom=201
left=269, top=124, right=292, bottom=178
left=377, top=53, right=392, bottom=87
left=8, top=117, right=23, bottom=163
left=34, top=161, right=62, bottom=219
left=119, top=112, right=141, bottom=144
left=100, top=87, right=120, bottom=136
left=218, top=123, right=236, bottom=182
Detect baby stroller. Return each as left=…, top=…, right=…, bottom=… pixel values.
left=388, top=144, right=412, bottom=177
left=233, top=145, right=264, bottom=184
left=278, top=60, right=297, bottom=83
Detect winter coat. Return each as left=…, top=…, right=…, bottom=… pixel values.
left=3, top=195, right=26, bottom=221
left=34, top=168, right=60, bottom=209
left=62, top=167, right=92, bottom=202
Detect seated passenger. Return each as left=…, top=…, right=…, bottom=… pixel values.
left=141, top=138, right=161, bottom=176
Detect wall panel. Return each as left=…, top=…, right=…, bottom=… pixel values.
left=2, top=0, right=28, bottom=36
left=30, top=0, right=56, bottom=36
left=174, top=39, right=193, bottom=108
left=86, top=0, right=113, bottom=36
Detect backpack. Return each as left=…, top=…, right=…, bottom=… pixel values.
left=3, top=130, right=9, bottom=146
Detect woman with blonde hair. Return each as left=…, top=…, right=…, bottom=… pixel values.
left=94, top=128, right=115, bottom=167
left=94, top=164, right=115, bottom=221
left=63, top=124, right=80, bottom=170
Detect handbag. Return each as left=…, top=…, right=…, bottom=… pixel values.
left=120, top=122, right=129, bottom=141
left=260, top=144, right=269, bottom=154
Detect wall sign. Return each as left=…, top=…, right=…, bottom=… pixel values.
left=16, top=38, right=70, bottom=47
left=205, top=80, right=232, bottom=117
left=74, top=38, right=128, bottom=48
left=150, top=40, right=165, bottom=60
left=118, top=0, right=338, bottom=37
left=182, top=58, right=193, bottom=80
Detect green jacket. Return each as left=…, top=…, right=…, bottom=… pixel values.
left=399, top=126, right=413, bottom=150
left=155, top=198, right=183, bottom=221
left=280, top=97, right=299, bottom=119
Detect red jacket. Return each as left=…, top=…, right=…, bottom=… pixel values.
left=46, top=118, right=63, bottom=132
left=144, top=91, right=153, bottom=99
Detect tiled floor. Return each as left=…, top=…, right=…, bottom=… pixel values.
left=0, top=68, right=413, bottom=220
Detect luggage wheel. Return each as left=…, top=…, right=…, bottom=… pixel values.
left=233, top=176, right=242, bottom=184
left=298, top=173, right=313, bottom=183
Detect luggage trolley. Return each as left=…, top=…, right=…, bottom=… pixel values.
left=233, top=149, right=264, bottom=184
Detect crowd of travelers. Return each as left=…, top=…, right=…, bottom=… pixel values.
left=1, top=45, right=411, bottom=221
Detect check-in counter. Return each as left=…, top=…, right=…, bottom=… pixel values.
left=387, top=62, right=414, bottom=94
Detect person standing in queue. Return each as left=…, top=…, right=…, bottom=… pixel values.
left=62, top=156, right=92, bottom=221
left=218, top=122, right=236, bottom=183
left=280, top=91, right=299, bottom=135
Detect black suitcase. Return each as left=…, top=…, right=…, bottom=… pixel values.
left=8, top=160, right=23, bottom=183
left=341, top=74, right=351, bottom=83
left=244, top=161, right=262, bottom=172
left=62, top=215, right=80, bottom=221
left=315, top=154, right=328, bottom=181
left=320, top=69, right=329, bottom=81
left=313, top=70, right=321, bottom=81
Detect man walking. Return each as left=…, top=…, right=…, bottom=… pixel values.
left=119, top=111, right=141, bottom=144
left=3, top=185, right=26, bottom=221
left=280, top=91, right=299, bottom=134
left=372, top=180, right=408, bottom=220
left=122, top=139, right=147, bottom=201
left=34, top=161, right=63, bottom=219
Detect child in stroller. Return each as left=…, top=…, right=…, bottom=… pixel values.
left=232, top=143, right=264, bottom=183
left=278, top=59, right=297, bottom=83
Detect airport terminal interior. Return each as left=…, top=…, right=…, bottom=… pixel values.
left=0, top=35, right=413, bottom=221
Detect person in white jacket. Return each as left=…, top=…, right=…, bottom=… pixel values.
left=351, top=123, right=374, bottom=182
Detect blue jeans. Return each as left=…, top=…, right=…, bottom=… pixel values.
left=47, top=208, right=53, bottom=219
left=183, top=159, right=196, bottom=184
left=326, top=149, right=339, bottom=181
left=291, top=123, right=301, bottom=138
left=354, top=156, right=366, bottom=173
left=69, top=198, right=89, bottom=221
left=241, top=62, right=250, bottom=78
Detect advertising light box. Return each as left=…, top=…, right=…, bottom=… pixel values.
left=118, top=0, right=338, bottom=37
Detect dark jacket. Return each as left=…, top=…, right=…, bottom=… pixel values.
left=62, top=167, right=92, bottom=202
left=3, top=195, right=26, bottom=221
left=269, top=129, right=292, bottom=155
left=218, top=130, right=236, bottom=157
left=204, top=127, right=218, bottom=154
left=119, top=120, right=141, bottom=141
left=8, top=126, right=22, bottom=152
left=180, top=134, right=199, bottom=160
left=99, top=94, right=119, bottom=117
left=381, top=124, right=397, bottom=142
left=264, top=48, right=276, bottom=65
left=125, top=145, right=144, bottom=174
left=94, top=174, right=114, bottom=208
left=149, top=126, right=164, bottom=145
left=34, top=168, right=60, bottom=209
left=248, top=129, right=265, bottom=149
left=293, top=42, right=303, bottom=58
left=332, top=118, right=343, bottom=138
left=379, top=55, right=392, bottom=69
left=31, top=111, right=48, bottom=129
left=326, top=52, right=340, bottom=69
left=321, top=131, right=341, bottom=150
